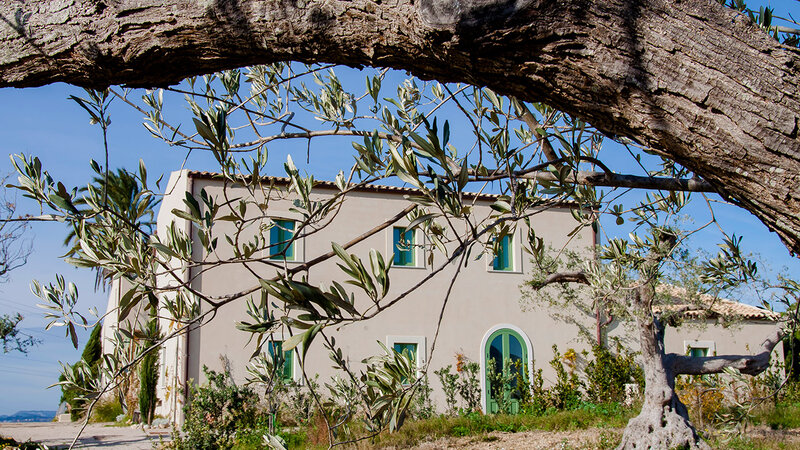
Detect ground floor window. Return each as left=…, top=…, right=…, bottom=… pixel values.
left=386, top=335, right=426, bottom=368
left=684, top=340, right=716, bottom=357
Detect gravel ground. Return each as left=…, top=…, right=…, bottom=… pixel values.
left=382, top=426, right=800, bottom=449
left=380, top=429, right=619, bottom=449
left=6, top=422, right=800, bottom=449
left=0, top=421, right=169, bottom=449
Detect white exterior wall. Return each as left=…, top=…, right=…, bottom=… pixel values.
left=105, top=170, right=780, bottom=423
left=178, top=176, right=599, bottom=414
left=153, top=170, right=193, bottom=423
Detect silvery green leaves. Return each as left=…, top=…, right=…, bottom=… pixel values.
left=69, top=89, right=112, bottom=128
left=331, top=242, right=390, bottom=304
left=361, top=342, right=418, bottom=432
left=193, top=106, right=231, bottom=168
left=12, top=155, right=163, bottom=351
left=32, top=275, right=86, bottom=349
left=292, top=69, right=357, bottom=127
left=351, top=131, right=386, bottom=175
left=236, top=295, right=279, bottom=359
left=700, top=234, right=758, bottom=289
left=10, top=154, right=76, bottom=213
left=172, top=189, right=221, bottom=254
left=284, top=155, right=334, bottom=221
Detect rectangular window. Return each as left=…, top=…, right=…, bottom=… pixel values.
left=268, top=341, right=294, bottom=381
left=492, top=234, right=513, bottom=271
left=684, top=340, right=715, bottom=359
left=386, top=336, right=426, bottom=371
left=393, top=342, right=418, bottom=360
left=393, top=227, right=415, bottom=266
left=393, top=342, right=418, bottom=384
left=270, top=219, right=295, bottom=260
left=689, top=346, right=708, bottom=358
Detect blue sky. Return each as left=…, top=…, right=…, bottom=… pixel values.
left=1, top=1, right=799, bottom=415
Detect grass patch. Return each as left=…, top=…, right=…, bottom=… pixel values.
left=755, top=402, right=800, bottom=430
left=366, top=403, right=635, bottom=448
left=706, top=434, right=800, bottom=450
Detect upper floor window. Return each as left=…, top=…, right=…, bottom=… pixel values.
left=270, top=219, right=296, bottom=260
left=492, top=234, right=513, bottom=271
left=393, top=227, right=415, bottom=267
left=268, top=340, right=294, bottom=382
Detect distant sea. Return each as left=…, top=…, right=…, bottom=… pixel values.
left=0, top=411, right=57, bottom=423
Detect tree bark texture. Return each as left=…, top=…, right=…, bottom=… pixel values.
left=3, top=0, right=800, bottom=255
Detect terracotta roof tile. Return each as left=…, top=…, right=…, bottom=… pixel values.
left=654, top=285, right=779, bottom=321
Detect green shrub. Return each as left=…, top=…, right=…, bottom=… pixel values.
left=60, top=323, right=103, bottom=421
left=435, top=365, right=459, bottom=415
left=90, top=396, right=123, bottom=423
left=584, top=344, right=644, bottom=404
left=173, top=366, right=261, bottom=449
left=138, top=318, right=160, bottom=425
left=409, top=374, right=435, bottom=420
left=457, top=357, right=481, bottom=412
left=434, top=355, right=481, bottom=415
left=280, top=377, right=319, bottom=426
left=759, top=401, right=800, bottom=429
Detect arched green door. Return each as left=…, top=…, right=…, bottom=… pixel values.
left=485, top=328, right=528, bottom=414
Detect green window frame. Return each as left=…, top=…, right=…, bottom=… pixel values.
left=393, top=342, right=418, bottom=362
left=689, top=346, right=709, bottom=358
left=484, top=328, right=528, bottom=414
left=268, top=340, right=294, bottom=381
left=270, top=219, right=295, bottom=260
left=393, top=227, right=415, bottom=266
left=492, top=234, right=513, bottom=271
left=393, top=342, right=418, bottom=384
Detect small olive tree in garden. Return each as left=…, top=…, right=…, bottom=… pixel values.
left=525, top=189, right=786, bottom=449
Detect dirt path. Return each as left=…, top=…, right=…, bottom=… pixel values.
left=0, top=421, right=169, bottom=449
left=379, top=429, right=619, bottom=449
left=382, top=427, right=800, bottom=449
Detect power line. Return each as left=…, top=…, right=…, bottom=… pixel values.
left=0, top=299, right=42, bottom=316
left=1, top=354, right=64, bottom=366
left=0, top=367, right=60, bottom=380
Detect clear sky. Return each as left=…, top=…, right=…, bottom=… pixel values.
left=1, top=0, right=799, bottom=416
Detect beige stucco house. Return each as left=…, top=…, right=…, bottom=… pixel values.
left=101, top=169, right=780, bottom=423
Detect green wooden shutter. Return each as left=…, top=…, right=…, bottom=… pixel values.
left=268, top=341, right=293, bottom=381
left=393, top=342, right=417, bottom=360
left=492, top=235, right=512, bottom=271
left=689, top=347, right=708, bottom=358
left=270, top=219, right=295, bottom=260
left=393, top=227, right=414, bottom=266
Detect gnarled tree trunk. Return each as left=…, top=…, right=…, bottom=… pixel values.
left=618, top=284, right=783, bottom=449
left=619, top=315, right=706, bottom=449
left=618, top=287, right=707, bottom=450
left=2, top=0, right=800, bottom=254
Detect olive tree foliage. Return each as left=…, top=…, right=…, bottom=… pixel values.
left=7, top=62, right=781, bottom=448
left=0, top=174, right=35, bottom=354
